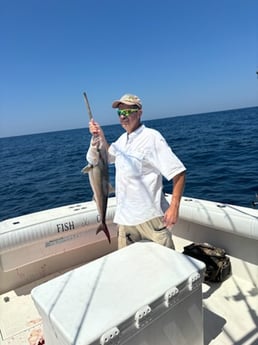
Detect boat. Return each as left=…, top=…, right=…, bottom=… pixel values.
left=0, top=195, right=257, bottom=345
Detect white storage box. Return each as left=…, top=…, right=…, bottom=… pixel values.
left=31, top=242, right=205, bottom=345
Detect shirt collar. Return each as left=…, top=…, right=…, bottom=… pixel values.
left=127, top=124, right=145, bottom=140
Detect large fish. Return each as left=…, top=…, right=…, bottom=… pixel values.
left=82, top=138, right=111, bottom=244
left=82, top=92, right=111, bottom=243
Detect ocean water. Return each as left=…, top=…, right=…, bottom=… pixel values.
left=0, top=106, right=257, bottom=221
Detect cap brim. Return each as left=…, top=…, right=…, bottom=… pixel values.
left=112, top=100, right=121, bottom=108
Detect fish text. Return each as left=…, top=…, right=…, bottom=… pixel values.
left=57, top=221, right=75, bottom=232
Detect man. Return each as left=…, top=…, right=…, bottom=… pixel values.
left=87, top=93, right=186, bottom=249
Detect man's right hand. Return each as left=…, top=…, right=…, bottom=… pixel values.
left=88, top=119, right=109, bottom=150
left=89, top=119, right=101, bottom=136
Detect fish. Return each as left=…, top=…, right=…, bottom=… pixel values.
left=82, top=137, right=111, bottom=244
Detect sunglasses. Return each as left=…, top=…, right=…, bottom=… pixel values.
left=117, top=109, right=138, bottom=117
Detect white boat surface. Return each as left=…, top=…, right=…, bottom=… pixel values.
left=0, top=195, right=257, bottom=345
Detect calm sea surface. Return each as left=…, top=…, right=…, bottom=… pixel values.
left=1, top=107, right=257, bottom=221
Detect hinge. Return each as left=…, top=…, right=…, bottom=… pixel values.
left=164, top=286, right=179, bottom=307
left=100, top=326, right=120, bottom=345
left=134, top=304, right=152, bottom=329
left=188, top=272, right=201, bottom=291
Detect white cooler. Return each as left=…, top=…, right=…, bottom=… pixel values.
left=31, top=242, right=205, bottom=345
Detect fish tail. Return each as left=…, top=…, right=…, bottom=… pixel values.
left=96, top=223, right=111, bottom=244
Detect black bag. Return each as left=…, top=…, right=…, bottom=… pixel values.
left=183, top=242, right=231, bottom=282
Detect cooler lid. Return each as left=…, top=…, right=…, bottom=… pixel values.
left=32, top=242, right=205, bottom=345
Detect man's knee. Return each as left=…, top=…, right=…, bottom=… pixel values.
left=163, top=235, right=175, bottom=249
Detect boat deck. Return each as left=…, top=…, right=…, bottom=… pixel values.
left=1, top=237, right=257, bottom=345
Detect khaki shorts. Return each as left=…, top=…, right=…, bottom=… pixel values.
left=118, top=217, right=175, bottom=249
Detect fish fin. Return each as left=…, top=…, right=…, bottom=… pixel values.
left=96, top=223, right=111, bottom=244
left=81, top=164, right=93, bottom=174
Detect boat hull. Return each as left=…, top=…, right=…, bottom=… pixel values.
left=0, top=195, right=257, bottom=293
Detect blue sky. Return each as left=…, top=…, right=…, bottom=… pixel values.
left=1, top=0, right=257, bottom=137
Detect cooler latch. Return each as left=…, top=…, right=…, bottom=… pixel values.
left=188, top=272, right=201, bottom=291
left=164, top=286, right=179, bottom=307
left=134, top=304, right=152, bottom=329
left=100, top=326, right=120, bottom=345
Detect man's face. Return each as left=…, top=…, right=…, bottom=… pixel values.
left=118, top=104, right=142, bottom=133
